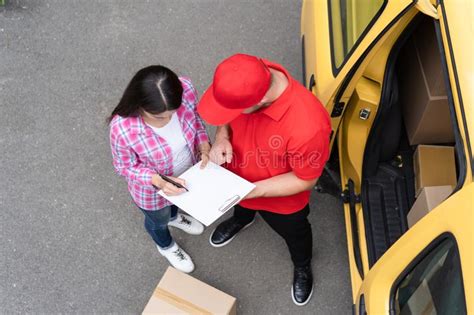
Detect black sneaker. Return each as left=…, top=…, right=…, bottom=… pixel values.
left=292, top=265, right=314, bottom=306
left=209, top=216, right=255, bottom=247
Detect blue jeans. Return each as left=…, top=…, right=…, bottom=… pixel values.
left=140, top=205, right=178, bottom=249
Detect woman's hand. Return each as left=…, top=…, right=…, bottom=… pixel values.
left=198, top=142, right=211, bottom=169
left=151, top=174, right=187, bottom=196
left=200, top=151, right=210, bottom=169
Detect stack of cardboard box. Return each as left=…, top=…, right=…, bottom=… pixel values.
left=399, top=20, right=457, bottom=228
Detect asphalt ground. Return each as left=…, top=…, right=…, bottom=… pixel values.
left=0, top=1, right=352, bottom=313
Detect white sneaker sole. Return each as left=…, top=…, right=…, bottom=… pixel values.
left=209, top=218, right=256, bottom=248
left=291, top=285, right=314, bottom=306
left=171, top=263, right=195, bottom=274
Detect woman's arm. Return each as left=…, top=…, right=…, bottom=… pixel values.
left=111, top=132, right=188, bottom=196
left=180, top=76, right=211, bottom=167
left=110, top=133, right=156, bottom=186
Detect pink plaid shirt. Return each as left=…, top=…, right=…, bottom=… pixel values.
left=109, top=77, right=209, bottom=210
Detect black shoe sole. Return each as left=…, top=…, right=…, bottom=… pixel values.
left=291, top=285, right=314, bottom=306
left=209, top=218, right=256, bottom=248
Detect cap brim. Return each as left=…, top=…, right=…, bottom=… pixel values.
left=197, top=86, right=243, bottom=126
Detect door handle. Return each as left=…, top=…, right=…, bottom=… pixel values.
left=308, top=74, right=315, bottom=91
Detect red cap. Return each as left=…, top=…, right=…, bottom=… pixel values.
left=198, top=54, right=271, bottom=125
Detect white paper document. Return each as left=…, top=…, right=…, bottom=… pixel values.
left=158, top=161, right=256, bottom=226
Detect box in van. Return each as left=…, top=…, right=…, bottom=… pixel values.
left=407, top=185, right=453, bottom=228
left=413, top=145, right=456, bottom=196
left=399, top=20, right=454, bottom=145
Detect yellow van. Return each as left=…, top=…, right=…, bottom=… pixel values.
left=301, top=0, right=473, bottom=313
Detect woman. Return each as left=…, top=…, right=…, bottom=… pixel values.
left=108, top=65, right=210, bottom=273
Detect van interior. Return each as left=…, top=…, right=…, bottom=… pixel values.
left=360, top=15, right=461, bottom=266
left=316, top=15, right=462, bottom=268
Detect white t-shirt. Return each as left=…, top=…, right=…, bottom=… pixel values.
left=148, top=114, right=193, bottom=176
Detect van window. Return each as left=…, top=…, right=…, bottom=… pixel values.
left=393, top=238, right=466, bottom=314
left=328, top=0, right=386, bottom=70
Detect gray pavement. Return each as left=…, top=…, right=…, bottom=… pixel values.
left=0, top=0, right=351, bottom=313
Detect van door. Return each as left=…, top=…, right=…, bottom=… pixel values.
left=301, top=0, right=414, bottom=149
left=301, top=0, right=417, bottom=301
left=435, top=0, right=474, bottom=176
left=353, top=183, right=472, bottom=314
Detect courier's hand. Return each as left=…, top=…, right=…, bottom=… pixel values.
left=210, top=138, right=233, bottom=165
left=152, top=174, right=187, bottom=196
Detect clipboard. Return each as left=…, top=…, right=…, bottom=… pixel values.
left=218, top=195, right=241, bottom=213
left=158, top=161, right=256, bottom=226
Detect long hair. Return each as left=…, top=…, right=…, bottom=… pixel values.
left=107, top=65, right=183, bottom=123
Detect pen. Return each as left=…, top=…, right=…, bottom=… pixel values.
left=157, top=174, right=189, bottom=192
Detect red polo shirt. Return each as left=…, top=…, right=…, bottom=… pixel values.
left=226, top=60, right=331, bottom=214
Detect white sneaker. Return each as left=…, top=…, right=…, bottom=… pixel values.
left=168, top=213, right=204, bottom=235
left=157, top=243, right=195, bottom=273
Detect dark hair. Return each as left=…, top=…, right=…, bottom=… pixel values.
left=107, top=65, right=183, bottom=123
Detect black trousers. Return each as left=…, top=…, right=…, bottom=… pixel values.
left=233, top=204, right=312, bottom=267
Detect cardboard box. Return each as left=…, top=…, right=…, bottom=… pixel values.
left=413, top=145, right=456, bottom=196
left=398, top=20, right=454, bottom=145
left=142, top=267, right=237, bottom=315
left=407, top=185, right=452, bottom=227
